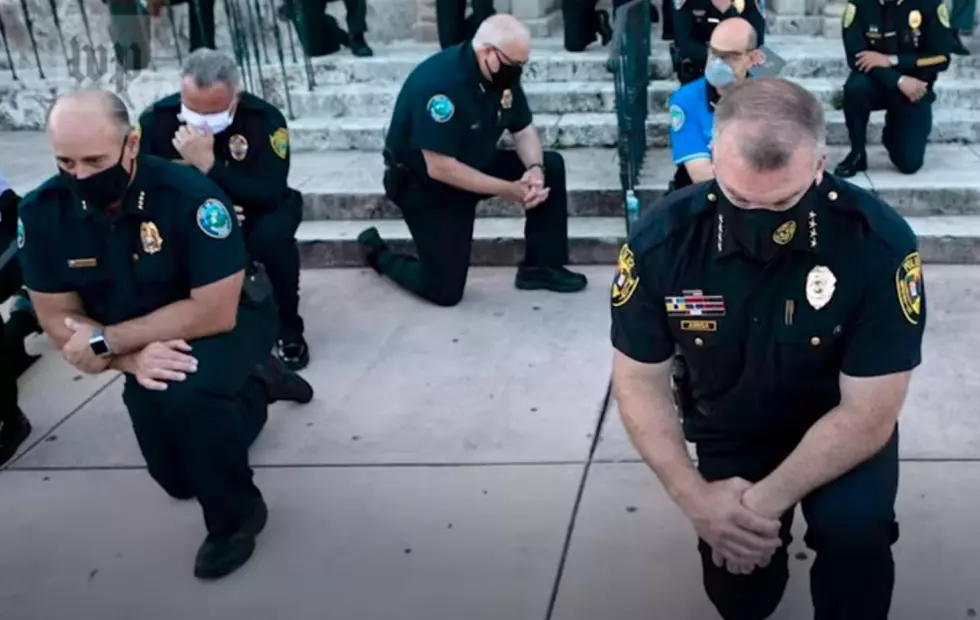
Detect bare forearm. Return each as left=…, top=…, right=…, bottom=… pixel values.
left=513, top=128, right=544, bottom=168
left=616, top=380, right=705, bottom=511
left=104, top=299, right=234, bottom=356
left=752, top=405, right=896, bottom=510
left=109, top=353, right=139, bottom=374
left=38, top=312, right=100, bottom=351
left=427, top=156, right=509, bottom=196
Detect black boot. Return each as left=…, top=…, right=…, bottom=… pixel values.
left=0, top=410, right=32, bottom=467
left=515, top=266, right=588, bottom=293
left=253, top=355, right=314, bottom=404
left=193, top=498, right=268, bottom=580
left=357, top=227, right=386, bottom=274
left=833, top=150, right=868, bottom=178
left=275, top=327, right=310, bottom=371
left=349, top=33, right=374, bottom=57
left=952, top=32, right=971, bottom=55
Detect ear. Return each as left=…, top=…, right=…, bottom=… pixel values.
left=815, top=151, right=828, bottom=185
left=749, top=49, right=763, bottom=67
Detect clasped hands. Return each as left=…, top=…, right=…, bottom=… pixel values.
left=854, top=51, right=928, bottom=102
left=61, top=318, right=198, bottom=391
left=687, top=477, right=786, bottom=576
left=502, top=166, right=550, bottom=209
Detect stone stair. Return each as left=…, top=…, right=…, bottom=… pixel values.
left=2, top=34, right=980, bottom=265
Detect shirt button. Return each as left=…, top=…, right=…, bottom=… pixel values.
left=694, top=337, right=704, bottom=346
left=751, top=317, right=760, bottom=325
left=810, top=336, right=821, bottom=346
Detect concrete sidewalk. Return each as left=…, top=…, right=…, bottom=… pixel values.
left=2, top=267, right=980, bottom=619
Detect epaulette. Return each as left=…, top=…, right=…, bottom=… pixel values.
left=824, top=175, right=917, bottom=255
left=627, top=183, right=713, bottom=255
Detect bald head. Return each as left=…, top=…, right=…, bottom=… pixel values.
left=710, top=17, right=757, bottom=52
left=472, top=14, right=531, bottom=64
left=47, top=89, right=138, bottom=182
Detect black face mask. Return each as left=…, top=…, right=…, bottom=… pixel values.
left=726, top=185, right=814, bottom=261
left=491, top=63, right=522, bottom=89
left=60, top=141, right=132, bottom=211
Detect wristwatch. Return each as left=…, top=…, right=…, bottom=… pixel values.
left=526, top=162, right=545, bottom=173
left=888, top=55, right=899, bottom=66
left=89, top=327, right=114, bottom=358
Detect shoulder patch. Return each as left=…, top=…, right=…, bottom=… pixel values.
left=734, top=0, right=745, bottom=13
left=669, top=104, right=686, bottom=132
left=427, top=94, right=455, bottom=123
left=937, top=2, right=951, bottom=28
left=611, top=244, right=640, bottom=307
left=269, top=127, right=289, bottom=160
left=16, top=217, right=25, bottom=248
left=196, top=198, right=233, bottom=239
left=896, top=251, right=923, bottom=325
left=843, top=2, right=856, bottom=28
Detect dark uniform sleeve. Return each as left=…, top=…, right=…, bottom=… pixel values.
left=136, top=107, right=155, bottom=157
left=207, top=107, right=289, bottom=216
left=507, top=84, right=533, bottom=134
left=895, top=0, right=953, bottom=76
left=610, top=243, right=676, bottom=364
left=840, top=242, right=925, bottom=377
left=185, top=186, right=249, bottom=290
left=410, top=80, right=462, bottom=160
left=16, top=189, right=71, bottom=294
left=674, top=0, right=709, bottom=67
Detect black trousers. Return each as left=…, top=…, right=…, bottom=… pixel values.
left=291, top=0, right=367, bottom=56
left=435, top=0, right=494, bottom=49
left=243, top=197, right=304, bottom=340
left=379, top=150, right=570, bottom=307
left=563, top=0, right=602, bottom=52
left=121, top=301, right=276, bottom=539
left=694, top=429, right=900, bottom=620
left=842, top=71, right=932, bottom=174
left=0, top=316, right=20, bottom=424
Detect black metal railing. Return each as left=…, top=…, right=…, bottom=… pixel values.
left=607, top=0, right=651, bottom=233
left=0, top=0, right=316, bottom=118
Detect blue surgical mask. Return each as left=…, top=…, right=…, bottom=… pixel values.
left=705, top=57, right=736, bottom=89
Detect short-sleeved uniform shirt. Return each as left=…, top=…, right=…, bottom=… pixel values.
left=668, top=77, right=718, bottom=189
left=384, top=42, right=533, bottom=183
left=610, top=177, right=925, bottom=445
left=137, top=92, right=295, bottom=216
left=17, top=155, right=246, bottom=327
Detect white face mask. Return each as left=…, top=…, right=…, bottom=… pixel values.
left=178, top=104, right=233, bottom=134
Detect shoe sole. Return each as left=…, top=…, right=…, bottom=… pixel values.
left=515, top=280, right=588, bottom=293
left=193, top=501, right=267, bottom=580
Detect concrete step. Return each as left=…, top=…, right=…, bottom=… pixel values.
left=288, top=77, right=980, bottom=118
left=296, top=214, right=980, bottom=267
left=287, top=108, right=980, bottom=151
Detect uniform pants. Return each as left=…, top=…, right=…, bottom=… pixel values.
left=121, top=301, right=276, bottom=539
left=661, top=0, right=675, bottom=39
left=243, top=197, right=304, bottom=340
left=563, top=0, right=601, bottom=52
left=108, top=0, right=153, bottom=70
left=843, top=71, right=932, bottom=174
left=952, top=0, right=976, bottom=31
left=0, top=316, right=20, bottom=425
left=379, top=150, right=570, bottom=307
left=291, top=0, right=366, bottom=56
left=694, top=429, right=899, bottom=620
left=671, top=43, right=707, bottom=84
left=435, top=0, right=494, bottom=49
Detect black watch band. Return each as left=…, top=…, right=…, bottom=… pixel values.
left=526, top=162, right=545, bottom=173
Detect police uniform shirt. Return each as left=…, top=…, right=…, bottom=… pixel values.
left=842, top=0, right=953, bottom=89
left=674, top=0, right=766, bottom=61
left=668, top=77, right=720, bottom=188
left=384, top=42, right=533, bottom=181
left=137, top=92, right=292, bottom=216
left=17, top=156, right=246, bottom=327
left=609, top=178, right=925, bottom=441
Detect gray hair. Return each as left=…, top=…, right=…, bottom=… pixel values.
left=181, top=48, right=242, bottom=93
left=712, top=77, right=826, bottom=171
left=472, top=14, right=531, bottom=49
left=46, top=88, right=132, bottom=138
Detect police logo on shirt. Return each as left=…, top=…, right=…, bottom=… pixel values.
left=772, top=220, right=796, bottom=245
left=611, top=244, right=639, bottom=307
left=501, top=89, right=513, bottom=109
left=908, top=10, right=922, bottom=29
left=140, top=221, right=164, bottom=254
left=269, top=128, right=289, bottom=160
left=805, top=265, right=836, bottom=310
left=669, top=104, right=685, bottom=132
left=896, top=251, right=923, bottom=325
left=229, top=134, right=249, bottom=161
left=197, top=198, right=233, bottom=239
left=937, top=2, right=951, bottom=28
left=843, top=2, right=856, bottom=28
left=427, top=94, right=455, bottom=123
left=16, top=217, right=24, bottom=249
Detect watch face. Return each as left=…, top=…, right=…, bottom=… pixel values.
left=90, top=337, right=111, bottom=357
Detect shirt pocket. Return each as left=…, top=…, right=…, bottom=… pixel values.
left=775, top=323, right=846, bottom=382
left=676, top=329, right=744, bottom=399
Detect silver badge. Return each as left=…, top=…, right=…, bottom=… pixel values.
left=805, top=265, right=837, bottom=310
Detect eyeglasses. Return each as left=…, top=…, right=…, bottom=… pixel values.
left=708, top=46, right=754, bottom=62
left=492, top=46, right=527, bottom=67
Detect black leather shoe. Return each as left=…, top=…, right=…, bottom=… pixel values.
left=953, top=33, right=971, bottom=55
left=596, top=10, right=613, bottom=45
left=833, top=150, right=868, bottom=178
left=357, top=227, right=386, bottom=274
left=350, top=33, right=374, bottom=57
left=254, top=355, right=314, bottom=404
left=0, top=410, right=32, bottom=467
left=275, top=334, right=310, bottom=371
left=515, top=266, right=588, bottom=293
left=194, top=498, right=268, bottom=580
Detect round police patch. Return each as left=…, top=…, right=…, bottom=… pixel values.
left=896, top=251, right=923, bottom=325
left=196, top=198, right=233, bottom=239
left=16, top=217, right=24, bottom=249
left=427, top=94, right=455, bottom=123
left=611, top=244, right=639, bottom=308
left=669, top=104, right=685, bottom=132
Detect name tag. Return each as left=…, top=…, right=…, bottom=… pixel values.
left=67, top=258, right=98, bottom=268
left=680, top=320, right=717, bottom=332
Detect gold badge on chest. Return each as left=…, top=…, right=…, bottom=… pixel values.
left=228, top=134, right=249, bottom=161
left=908, top=9, right=922, bottom=29
left=805, top=265, right=836, bottom=310
left=772, top=220, right=796, bottom=245
left=501, top=89, right=513, bottom=109
left=140, top=221, right=164, bottom=255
